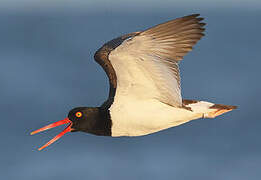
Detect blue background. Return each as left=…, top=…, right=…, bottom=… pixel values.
left=1, top=1, right=260, bottom=179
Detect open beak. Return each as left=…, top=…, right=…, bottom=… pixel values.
left=30, top=118, right=72, bottom=151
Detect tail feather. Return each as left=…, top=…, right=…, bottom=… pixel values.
left=206, top=103, right=237, bottom=118
left=209, top=103, right=237, bottom=110
left=182, top=99, right=237, bottom=118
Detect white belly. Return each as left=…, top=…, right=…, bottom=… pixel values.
left=109, top=97, right=203, bottom=137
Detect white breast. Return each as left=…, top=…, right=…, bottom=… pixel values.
left=109, top=97, right=203, bottom=137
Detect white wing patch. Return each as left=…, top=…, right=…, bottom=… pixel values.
left=109, top=35, right=182, bottom=107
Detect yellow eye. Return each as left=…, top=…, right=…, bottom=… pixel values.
left=75, top=112, right=82, bottom=118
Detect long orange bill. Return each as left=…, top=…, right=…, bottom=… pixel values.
left=30, top=118, right=72, bottom=151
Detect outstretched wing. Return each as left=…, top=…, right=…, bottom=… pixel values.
left=94, top=14, right=205, bottom=108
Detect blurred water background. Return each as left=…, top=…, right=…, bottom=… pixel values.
left=1, top=0, right=260, bottom=179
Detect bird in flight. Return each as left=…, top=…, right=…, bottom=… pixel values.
left=31, top=14, right=236, bottom=150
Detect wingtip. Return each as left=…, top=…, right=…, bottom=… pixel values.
left=184, top=14, right=206, bottom=27
left=190, top=13, right=200, bottom=17
left=230, top=105, right=238, bottom=109
left=197, top=17, right=204, bottom=21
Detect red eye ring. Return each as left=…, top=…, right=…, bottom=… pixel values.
left=75, top=112, right=82, bottom=118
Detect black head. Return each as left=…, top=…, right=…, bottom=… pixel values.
left=68, top=107, right=101, bottom=132
left=31, top=107, right=111, bottom=151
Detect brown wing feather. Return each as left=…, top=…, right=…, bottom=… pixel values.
left=141, top=14, right=205, bottom=61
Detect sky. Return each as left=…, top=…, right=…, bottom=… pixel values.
left=1, top=0, right=261, bottom=11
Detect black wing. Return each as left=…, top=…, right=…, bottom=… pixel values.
left=94, top=32, right=140, bottom=108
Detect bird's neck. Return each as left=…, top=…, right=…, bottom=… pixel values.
left=83, top=107, right=112, bottom=136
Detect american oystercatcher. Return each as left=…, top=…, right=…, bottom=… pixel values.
left=31, top=14, right=237, bottom=150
